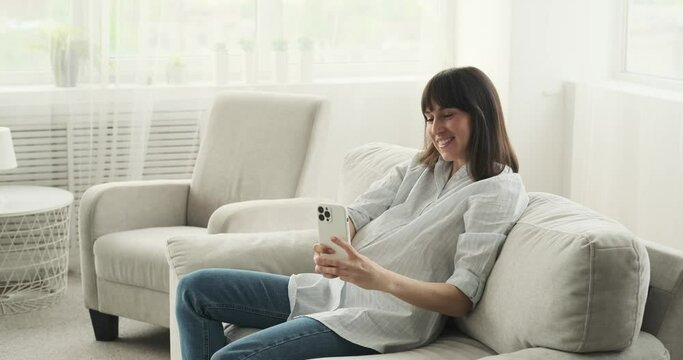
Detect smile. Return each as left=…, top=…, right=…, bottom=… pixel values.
left=435, top=137, right=454, bottom=148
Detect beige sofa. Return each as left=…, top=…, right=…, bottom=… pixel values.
left=166, top=142, right=681, bottom=360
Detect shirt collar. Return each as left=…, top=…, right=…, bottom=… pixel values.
left=436, top=156, right=470, bottom=181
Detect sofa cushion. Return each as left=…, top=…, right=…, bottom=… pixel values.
left=478, top=332, right=668, bottom=360
left=94, top=226, right=206, bottom=292
left=457, top=192, right=650, bottom=353
left=225, top=326, right=497, bottom=360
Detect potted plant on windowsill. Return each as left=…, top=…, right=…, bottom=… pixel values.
left=166, top=54, right=185, bottom=84
left=272, top=39, right=288, bottom=83
left=239, top=38, right=256, bottom=83
left=49, top=25, right=89, bottom=87
left=298, top=37, right=314, bottom=83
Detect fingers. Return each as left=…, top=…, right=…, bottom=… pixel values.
left=331, top=236, right=357, bottom=258
left=314, top=254, right=341, bottom=268
left=313, top=243, right=336, bottom=254
left=315, top=264, right=340, bottom=277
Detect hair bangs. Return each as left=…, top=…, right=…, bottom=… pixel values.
left=421, top=69, right=470, bottom=115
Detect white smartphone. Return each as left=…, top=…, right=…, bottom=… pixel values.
left=316, top=203, right=351, bottom=260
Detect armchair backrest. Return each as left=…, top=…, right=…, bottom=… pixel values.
left=188, top=91, right=323, bottom=227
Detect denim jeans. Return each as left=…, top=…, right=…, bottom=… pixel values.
left=176, top=268, right=378, bottom=360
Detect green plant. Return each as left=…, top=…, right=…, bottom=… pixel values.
left=239, top=38, right=254, bottom=52
left=298, top=37, right=313, bottom=51
left=168, top=54, right=185, bottom=66
left=45, top=23, right=90, bottom=87
left=272, top=39, right=288, bottom=52
left=48, top=24, right=87, bottom=55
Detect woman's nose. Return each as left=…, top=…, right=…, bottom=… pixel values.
left=432, top=119, right=444, bottom=132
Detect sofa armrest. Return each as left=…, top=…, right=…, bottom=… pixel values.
left=167, top=229, right=316, bottom=360
left=207, top=197, right=323, bottom=234
left=79, top=179, right=190, bottom=310
left=480, top=332, right=669, bottom=360
left=166, top=229, right=316, bottom=278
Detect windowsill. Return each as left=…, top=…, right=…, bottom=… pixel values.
left=0, top=76, right=422, bottom=94
left=581, top=79, right=683, bottom=103
left=0, top=76, right=424, bottom=108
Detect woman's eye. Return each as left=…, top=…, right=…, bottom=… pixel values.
left=443, top=113, right=454, bottom=118
left=425, top=117, right=434, bottom=123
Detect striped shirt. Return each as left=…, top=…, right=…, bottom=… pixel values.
left=287, top=153, right=528, bottom=353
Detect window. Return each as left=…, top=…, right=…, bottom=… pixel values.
left=624, top=0, right=683, bottom=82
left=0, top=0, right=427, bottom=86
left=0, top=0, right=72, bottom=75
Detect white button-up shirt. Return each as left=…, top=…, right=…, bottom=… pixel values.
left=288, top=153, right=528, bottom=353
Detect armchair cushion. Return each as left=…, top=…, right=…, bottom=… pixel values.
left=457, top=193, right=650, bottom=354
left=95, top=226, right=206, bottom=292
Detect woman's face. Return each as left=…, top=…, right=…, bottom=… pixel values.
left=424, top=104, right=471, bottom=169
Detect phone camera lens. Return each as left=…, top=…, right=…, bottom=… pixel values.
left=318, top=214, right=325, bottom=221
left=317, top=206, right=324, bottom=213
left=324, top=210, right=330, bottom=218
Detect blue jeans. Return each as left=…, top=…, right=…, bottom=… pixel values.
left=176, top=268, right=378, bottom=360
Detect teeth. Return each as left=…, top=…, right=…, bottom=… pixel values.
left=436, top=138, right=453, bottom=147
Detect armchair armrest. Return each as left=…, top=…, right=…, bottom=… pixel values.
left=207, top=197, right=324, bottom=234
left=80, top=179, right=191, bottom=240
left=79, top=179, right=191, bottom=310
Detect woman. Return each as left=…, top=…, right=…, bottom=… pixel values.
left=176, top=66, right=528, bottom=360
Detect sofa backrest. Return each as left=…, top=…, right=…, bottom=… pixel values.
left=640, top=239, right=683, bottom=360
left=187, top=91, right=323, bottom=227
left=338, top=142, right=418, bottom=205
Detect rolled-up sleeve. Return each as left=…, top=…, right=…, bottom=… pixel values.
left=446, top=175, right=528, bottom=308
left=347, top=160, right=411, bottom=231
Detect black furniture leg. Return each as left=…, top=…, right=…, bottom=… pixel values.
left=89, top=309, right=119, bottom=341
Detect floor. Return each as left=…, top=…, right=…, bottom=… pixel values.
left=0, top=272, right=170, bottom=360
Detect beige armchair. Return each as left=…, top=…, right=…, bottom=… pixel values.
left=79, top=91, right=324, bottom=341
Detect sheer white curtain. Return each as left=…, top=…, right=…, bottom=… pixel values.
left=0, top=0, right=457, bottom=271
left=569, top=83, right=683, bottom=251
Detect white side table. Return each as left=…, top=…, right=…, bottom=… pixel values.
left=0, top=185, right=73, bottom=315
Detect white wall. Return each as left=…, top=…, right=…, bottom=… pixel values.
left=569, top=82, right=683, bottom=250
left=507, top=0, right=620, bottom=195
left=453, top=0, right=511, bottom=111
left=506, top=0, right=683, bottom=249
left=284, top=80, right=425, bottom=200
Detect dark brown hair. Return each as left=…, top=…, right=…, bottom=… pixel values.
left=420, top=66, right=518, bottom=181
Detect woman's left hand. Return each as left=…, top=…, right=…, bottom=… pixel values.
left=314, top=236, right=390, bottom=292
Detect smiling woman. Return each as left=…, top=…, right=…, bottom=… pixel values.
left=175, top=66, right=529, bottom=359
left=423, top=105, right=471, bottom=171
left=420, top=67, right=519, bottom=181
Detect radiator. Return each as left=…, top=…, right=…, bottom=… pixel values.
left=0, top=101, right=204, bottom=257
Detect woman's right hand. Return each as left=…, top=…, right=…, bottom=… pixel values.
left=313, top=243, right=338, bottom=279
